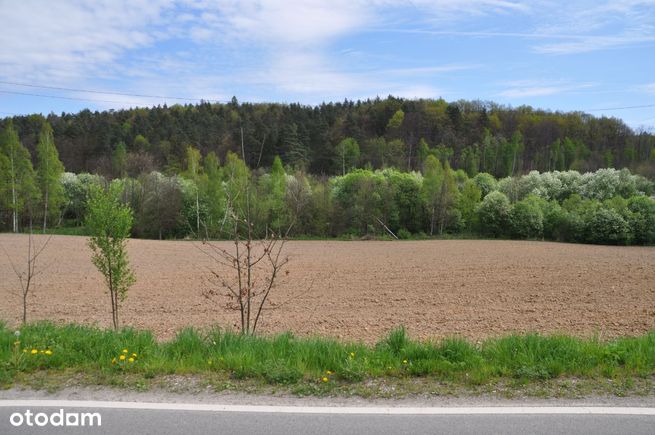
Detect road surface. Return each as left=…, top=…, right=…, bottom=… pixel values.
left=1, top=401, right=654, bottom=434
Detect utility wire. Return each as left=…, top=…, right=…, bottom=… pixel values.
left=0, top=89, right=153, bottom=104
left=586, top=103, right=655, bottom=112
left=0, top=80, right=224, bottom=102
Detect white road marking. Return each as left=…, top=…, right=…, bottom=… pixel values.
left=0, top=401, right=654, bottom=415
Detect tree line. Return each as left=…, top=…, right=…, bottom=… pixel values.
left=2, top=118, right=654, bottom=245
left=2, top=96, right=654, bottom=181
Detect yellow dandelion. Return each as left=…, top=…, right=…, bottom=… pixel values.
left=402, top=359, right=408, bottom=365
left=44, top=350, right=53, bottom=356
left=128, top=357, right=134, bottom=363
left=119, top=355, right=126, bottom=361
left=30, top=349, right=38, bottom=354
left=131, top=353, right=137, bottom=358
left=321, top=377, right=329, bottom=383
left=349, top=352, right=355, bottom=358
left=326, top=370, right=332, bottom=375
left=122, top=349, right=128, bottom=354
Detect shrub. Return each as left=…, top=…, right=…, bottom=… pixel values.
left=586, top=207, right=632, bottom=245
left=510, top=196, right=544, bottom=239
left=627, top=195, right=655, bottom=245
left=472, top=172, right=497, bottom=198
left=476, top=191, right=511, bottom=237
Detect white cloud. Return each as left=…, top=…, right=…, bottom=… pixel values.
left=641, top=83, right=655, bottom=95
left=497, top=81, right=595, bottom=98
left=0, top=0, right=175, bottom=83
left=530, top=0, right=655, bottom=54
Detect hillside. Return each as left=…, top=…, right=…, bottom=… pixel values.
left=2, top=97, right=654, bottom=178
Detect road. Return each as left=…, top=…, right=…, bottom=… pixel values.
left=1, top=401, right=654, bottom=434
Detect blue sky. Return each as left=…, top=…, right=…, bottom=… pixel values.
left=1, top=0, right=654, bottom=129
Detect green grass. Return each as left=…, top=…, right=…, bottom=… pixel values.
left=1, top=322, right=654, bottom=396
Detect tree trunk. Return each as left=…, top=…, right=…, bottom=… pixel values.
left=43, top=188, right=49, bottom=233
left=10, top=153, right=17, bottom=233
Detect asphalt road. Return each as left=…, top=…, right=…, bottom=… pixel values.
left=1, top=402, right=654, bottom=435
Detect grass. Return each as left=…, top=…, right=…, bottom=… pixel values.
left=1, top=322, right=654, bottom=397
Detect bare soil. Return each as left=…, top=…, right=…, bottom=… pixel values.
left=1, top=235, right=654, bottom=342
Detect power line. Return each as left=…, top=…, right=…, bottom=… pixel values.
left=0, top=80, right=223, bottom=102
left=0, top=89, right=223, bottom=106
left=586, top=103, right=655, bottom=112
left=0, top=89, right=153, bottom=105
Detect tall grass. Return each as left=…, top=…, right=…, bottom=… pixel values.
left=2, top=323, right=654, bottom=387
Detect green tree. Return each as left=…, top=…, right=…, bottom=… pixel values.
left=476, top=191, right=511, bottom=237
left=266, top=156, right=288, bottom=232
left=86, top=185, right=136, bottom=330
left=36, top=122, right=65, bottom=232
left=112, top=141, right=128, bottom=178
left=586, top=207, right=631, bottom=245
left=184, top=145, right=203, bottom=237
left=336, top=137, right=360, bottom=175
left=510, top=196, right=544, bottom=239
left=457, top=179, right=482, bottom=230
left=0, top=121, right=39, bottom=232
left=421, top=155, right=444, bottom=235
left=202, top=151, right=226, bottom=236
left=434, top=162, right=459, bottom=234
left=472, top=172, right=497, bottom=198
left=627, top=196, right=655, bottom=245
left=386, top=109, right=405, bottom=134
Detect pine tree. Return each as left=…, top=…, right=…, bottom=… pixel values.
left=36, top=122, right=65, bottom=232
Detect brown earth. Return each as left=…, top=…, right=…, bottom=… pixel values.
left=1, top=234, right=654, bottom=342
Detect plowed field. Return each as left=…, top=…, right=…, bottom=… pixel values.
left=1, top=235, right=654, bottom=342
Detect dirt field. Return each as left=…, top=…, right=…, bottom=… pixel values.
left=1, top=234, right=654, bottom=342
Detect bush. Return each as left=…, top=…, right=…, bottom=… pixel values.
left=627, top=195, right=655, bottom=245
left=476, top=191, right=511, bottom=237
left=510, top=196, right=544, bottom=239
left=472, top=172, right=497, bottom=198
left=586, top=207, right=632, bottom=245
left=538, top=199, right=567, bottom=241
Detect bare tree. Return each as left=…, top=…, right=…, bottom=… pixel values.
left=198, top=128, right=292, bottom=335
left=2, top=228, right=53, bottom=324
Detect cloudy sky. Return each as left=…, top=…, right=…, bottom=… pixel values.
left=1, top=0, right=654, bottom=128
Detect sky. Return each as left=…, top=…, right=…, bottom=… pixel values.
left=1, top=0, right=654, bottom=130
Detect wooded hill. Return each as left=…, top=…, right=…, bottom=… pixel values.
left=2, top=96, right=654, bottom=178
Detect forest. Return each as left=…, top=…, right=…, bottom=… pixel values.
left=1, top=97, right=655, bottom=245
left=1, top=96, right=654, bottom=179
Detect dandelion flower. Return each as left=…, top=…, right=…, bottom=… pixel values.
left=31, top=349, right=38, bottom=355
left=402, top=359, right=408, bottom=365
left=122, top=349, right=128, bottom=354
left=44, top=350, right=53, bottom=356
left=128, top=357, right=134, bottom=363
left=119, top=355, right=126, bottom=361
left=321, top=377, right=329, bottom=383
left=132, top=353, right=137, bottom=358
left=326, top=370, right=332, bottom=375
left=349, top=352, right=355, bottom=358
